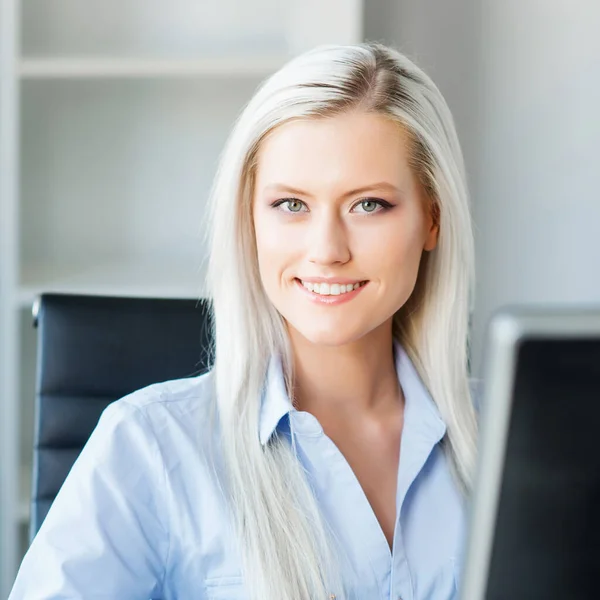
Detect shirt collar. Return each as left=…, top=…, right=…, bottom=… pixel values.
left=393, top=340, right=448, bottom=514
left=393, top=339, right=447, bottom=443
left=258, top=354, right=295, bottom=445
left=258, top=340, right=447, bottom=446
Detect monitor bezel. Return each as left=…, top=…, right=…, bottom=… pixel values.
left=460, top=305, right=600, bottom=600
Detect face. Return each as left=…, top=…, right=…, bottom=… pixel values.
left=252, top=110, right=439, bottom=348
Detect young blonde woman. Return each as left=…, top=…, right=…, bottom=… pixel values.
left=10, top=42, right=478, bottom=600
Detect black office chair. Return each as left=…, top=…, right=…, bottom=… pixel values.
left=30, top=293, right=213, bottom=541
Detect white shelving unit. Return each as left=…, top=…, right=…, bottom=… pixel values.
left=0, top=0, right=364, bottom=595
left=20, top=56, right=287, bottom=79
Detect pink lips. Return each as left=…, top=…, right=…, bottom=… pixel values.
left=298, top=277, right=364, bottom=285
left=294, top=278, right=368, bottom=305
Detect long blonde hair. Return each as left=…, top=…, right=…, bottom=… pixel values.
left=205, top=42, right=477, bottom=600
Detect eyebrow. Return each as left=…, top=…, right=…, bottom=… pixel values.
left=262, top=181, right=402, bottom=199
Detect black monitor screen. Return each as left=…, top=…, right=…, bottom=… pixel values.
left=485, top=338, right=600, bottom=599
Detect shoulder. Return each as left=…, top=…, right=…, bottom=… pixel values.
left=116, top=368, right=216, bottom=415
left=98, top=369, right=218, bottom=454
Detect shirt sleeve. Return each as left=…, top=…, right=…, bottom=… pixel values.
left=9, top=397, right=169, bottom=600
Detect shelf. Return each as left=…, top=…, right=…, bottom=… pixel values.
left=18, top=260, right=206, bottom=308
left=19, top=56, right=287, bottom=79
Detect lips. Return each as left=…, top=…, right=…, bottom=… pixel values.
left=298, top=279, right=368, bottom=296
left=294, top=278, right=369, bottom=304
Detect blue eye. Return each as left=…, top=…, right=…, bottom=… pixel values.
left=272, top=198, right=307, bottom=213
left=351, top=198, right=393, bottom=214
left=359, top=200, right=378, bottom=213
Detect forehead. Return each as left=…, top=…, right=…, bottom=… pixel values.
left=254, top=111, right=415, bottom=192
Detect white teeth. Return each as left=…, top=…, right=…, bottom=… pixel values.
left=301, top=280, right=364, bottom=296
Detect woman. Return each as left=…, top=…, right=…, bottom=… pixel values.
left=10, top=42, right=477, bottom=600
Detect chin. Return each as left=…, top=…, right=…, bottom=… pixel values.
left=290, top=321, right=367, bottom=348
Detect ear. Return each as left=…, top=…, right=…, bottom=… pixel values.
left=423, top=203, right=440, bottom=251
left=424, top=223, right=439, bottom=251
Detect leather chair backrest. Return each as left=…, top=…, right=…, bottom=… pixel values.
left=31, top=293, right=213, bottom=540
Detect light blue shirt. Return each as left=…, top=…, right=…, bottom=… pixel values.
left=10, top=342, right=467, bottom=599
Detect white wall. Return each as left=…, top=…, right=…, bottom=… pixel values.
left=473, top=1, right=600, bottom=371
left=366, top=0, right=600, bottom=375
left=364, top=0, right=481, bottom=183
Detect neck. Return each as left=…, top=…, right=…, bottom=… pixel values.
left=288, top=320, right=402, bottom=418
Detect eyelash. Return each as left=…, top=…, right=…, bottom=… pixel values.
left=271, top=197, right=394, bottom=214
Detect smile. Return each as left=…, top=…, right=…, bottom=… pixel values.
left=299, top=280, right=367, bottom=296
left=294, top=278, right=369, bottom=305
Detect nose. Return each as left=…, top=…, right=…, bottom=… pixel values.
left=307, top=209, right=351, bottom=266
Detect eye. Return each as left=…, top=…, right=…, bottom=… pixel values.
left=351, top=198, right=393, bottom=214
left=272, top=198, right=308, bottom=213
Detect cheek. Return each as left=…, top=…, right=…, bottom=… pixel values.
left=255, top=212, right=285, bottom=250
left=356, top=219, right=425, bottom=306
left=254, top=233, right=279, bottom=288
left=354, top=217, right=424, bottom=271
left=253, top=212, right=301, bottom=286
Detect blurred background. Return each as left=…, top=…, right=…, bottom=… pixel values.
left=1, top=0, right=599, bottom=595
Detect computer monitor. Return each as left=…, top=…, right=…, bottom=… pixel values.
left=460, top=305, right=600, bottom=600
